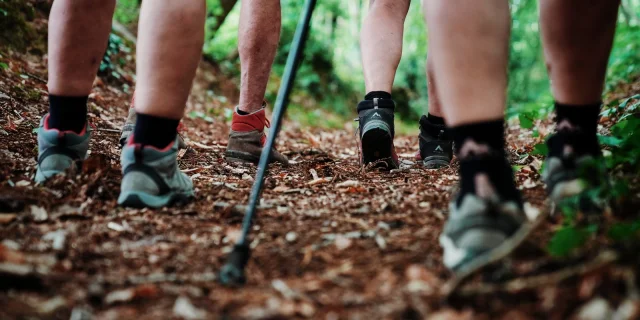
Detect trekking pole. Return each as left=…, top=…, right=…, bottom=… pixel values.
left=219, top=0, right=318, bottom=286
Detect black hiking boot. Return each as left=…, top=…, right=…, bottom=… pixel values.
left=357, top=98, right=399, bottom=169
left=416, top=115, right=453, bottom=169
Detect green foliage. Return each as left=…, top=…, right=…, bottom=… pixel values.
left=114, top=0, right=140, bottom=25
left=548, top=224, right=597, bottom=257
left=608, top=220, right=640, bottom=241
left=113, top=0, right=640, bottom=124
left=99, top=33, right=130, bottom=80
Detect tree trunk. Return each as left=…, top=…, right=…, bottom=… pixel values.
left=209, top=0, right=238, bottom=38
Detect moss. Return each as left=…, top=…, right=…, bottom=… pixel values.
left=0, top=0, right=45, bottom=52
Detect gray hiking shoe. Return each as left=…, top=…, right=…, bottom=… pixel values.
left=440, top=141, right=526, bottom=273
left=542, top=120, right=603, bottom=202
left=35, top=115, right=90, bottom=183
left=117, top=137, right=194, bottom=208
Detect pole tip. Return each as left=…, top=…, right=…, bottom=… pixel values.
left=218, top=244, right=251, bottom=286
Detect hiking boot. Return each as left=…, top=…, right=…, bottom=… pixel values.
left=117, top=136, right=194, bottom=208
left=357, top=98, right=399, bottom=169
left=35, top=114, right=90, bottom=183
left=542, top=120, right=604, bottom=202
left=120, top=95, right=186, bottom=149
left=416, top=115, right=453, bottom=169
left=440, top=141, right=526, bottom=273
left=225, top=106, right=288, bottom=165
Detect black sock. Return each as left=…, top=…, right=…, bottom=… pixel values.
left=555, top=101, right=600, bottom=136
left=451, top=119, right=506, bottom=156
left=364, top=91, right=392, bottom=101
left=48, top=94, right=88, bottom=134
left=452, top=119, right=520, bottom=205
left=427, top=113, right=445, bottom=125
left=132, top=113, right=179, bottom=149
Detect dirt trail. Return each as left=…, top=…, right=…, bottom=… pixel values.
left=2, top=30, right=640, bottom=320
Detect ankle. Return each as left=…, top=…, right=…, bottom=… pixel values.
left=132, top=113, right=179, bottom=149
left=47, top=94, right=88, bottom=134
left=364, top=91, right=392, bottom=101
left=451, top=119, right=506, bottom=158
left=554, top=101, right=600, bottom=136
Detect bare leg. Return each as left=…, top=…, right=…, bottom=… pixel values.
left=540, top=0, right=619, bottom=105
left=134, top=0, right=206, bottom=119
left=237, top=0, right=281, bottom=113
left=361, top=0, right=410, bottom=93
left=426, top=53, right=444, bottom=117
left=423, top=0, right=510, bottom=126
left=47, top=0, right=116, bottom=95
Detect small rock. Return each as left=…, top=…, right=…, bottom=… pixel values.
left=43, top=230, right=66, bottom=250
left=335, top=236, right=352, bottom=251
left=277, top=206, right=289, bottom=214
left=104, top=288, right=134, bottom=305
left=242, top=173, right=254, bottom=181
left=107, top=222, right=125, bottom=232
left=285, top=232, right=298, bottom=243
left=30, top=205, right=48, bottom=222
left=375, top=234, right=386, bottom=250
left=69, top=307, right=93, bottom=320
left=15, top=180, right=30, bottom=187
left=376, top=221, right=390, bottom=231
left=613, top=299, right=640, bottom=320
left=576, top=297, right=613, bottom=320
left=173, top=296, right=206, bottom=320
left=37, top=296, right=67, bottom=315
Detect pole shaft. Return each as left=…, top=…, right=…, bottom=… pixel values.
left=238, top=0, right=318, bottom=245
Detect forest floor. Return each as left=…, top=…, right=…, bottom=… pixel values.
left=2, top=14, right=640, bottom=320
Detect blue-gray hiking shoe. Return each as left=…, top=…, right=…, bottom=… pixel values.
left=440, top=141, right=527, bottom=274
left=117, top=137, right=194, bottom=208
left=35, top=115, right=90, bottom=183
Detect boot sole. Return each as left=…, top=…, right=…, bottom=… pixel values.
left=361, top=120, right=397, bottom=169
left=441, top=208, right=548, bottom=296
left=117, top=191, right=193, bottom=209
left=225, top=151, right=259, bottom=165
left=422, top=156, right=451, bottom=169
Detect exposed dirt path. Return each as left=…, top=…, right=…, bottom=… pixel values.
left=2, top=29, right=640, bottom=320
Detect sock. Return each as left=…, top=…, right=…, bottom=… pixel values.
left=451, top=119, right=506, bottom=156
left=364, top=91, right=392, bottom=101
left=48, top=94, right=88, bottom=134
left=427, top=113, right=445, bottom=125
left=555, top=101, right=600, bottom=136
left=132, top=113, right=179, bottom=149
left=452, top=119, right=520, bottom=205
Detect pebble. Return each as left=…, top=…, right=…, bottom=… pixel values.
left=285, top=232, right=298, bottom=243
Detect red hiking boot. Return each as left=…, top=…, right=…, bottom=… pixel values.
left=225, top=106, right=288, bottom=165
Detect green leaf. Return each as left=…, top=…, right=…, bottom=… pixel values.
left=531, top=143, right=548, bottom=156
left=548, top=225, right=596, bottom=257
left=608, top=220, right=640, bottom=241
left=0, top=62, right=8, bottom=70
left=598, top=135, right=623, bottom=147
left=519, top=114, right=534, bottom=129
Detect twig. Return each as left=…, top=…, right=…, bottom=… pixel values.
left=95, top=128, right=121, bottom=133
left=455, top=250, right=618, bottom=296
